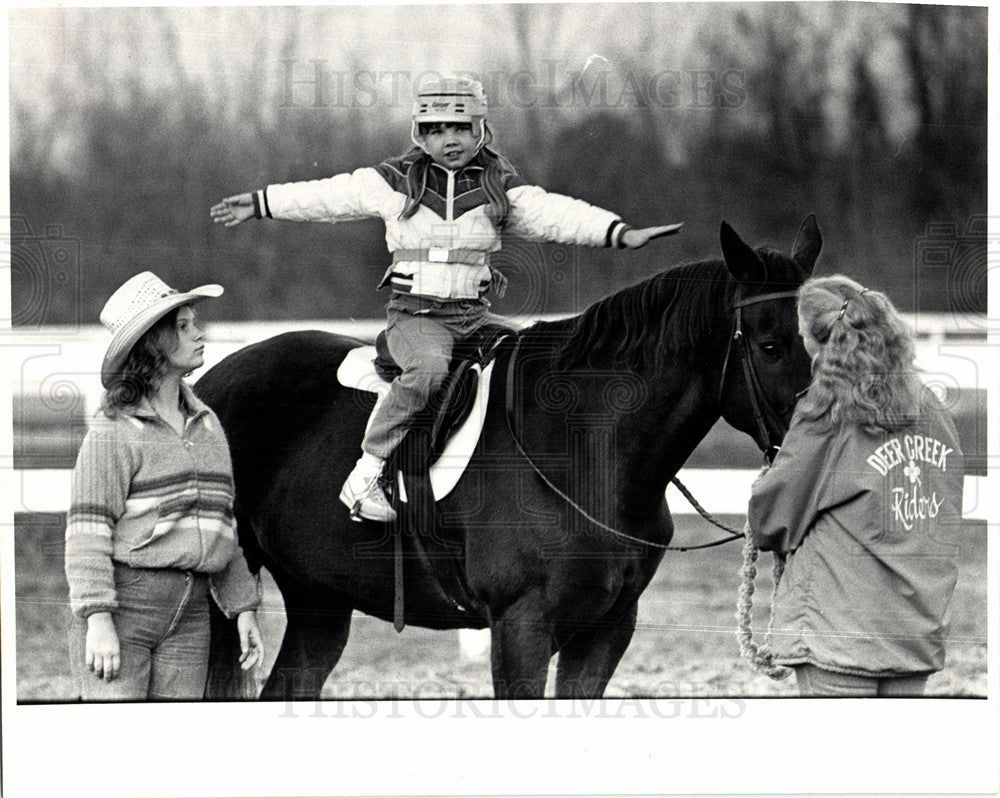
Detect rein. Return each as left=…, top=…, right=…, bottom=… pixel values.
left=503, top=288, right=798, bottom=552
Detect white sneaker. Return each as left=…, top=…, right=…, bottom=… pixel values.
left=339, top=455, right=397, bottom=523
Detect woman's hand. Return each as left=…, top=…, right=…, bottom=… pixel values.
left=85, top=612, right=121, bottom=682
left=622, top=223, right=684, bottom=249
left=210, top=194, right=256, bottom=228
left=236, top=611, right=264, bottom=671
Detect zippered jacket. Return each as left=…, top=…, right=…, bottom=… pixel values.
left=64, top=384, right=260, bottom=619
left=257, top=153, right=631, bottom=300
left=747, top=402, right=964, bottom=677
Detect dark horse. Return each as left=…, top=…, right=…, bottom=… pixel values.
left=200, top=216, right=821, bottom=699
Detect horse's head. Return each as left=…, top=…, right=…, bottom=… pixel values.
left=717, top=214, right=820, bottom=455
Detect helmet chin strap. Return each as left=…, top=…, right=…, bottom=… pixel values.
left=410, top=120, right=425, bottom=152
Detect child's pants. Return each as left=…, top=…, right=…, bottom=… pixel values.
left=362, top=293, right=497, bottom=459
left=793, top=664, right=929, bottom=697
left=69, top=562, right=211, bottom=701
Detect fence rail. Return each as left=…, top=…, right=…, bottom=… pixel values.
left=10, top=314, right=992, bottom=416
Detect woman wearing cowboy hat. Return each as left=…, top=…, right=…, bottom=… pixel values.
left=64, top=272, right=263, bottom=701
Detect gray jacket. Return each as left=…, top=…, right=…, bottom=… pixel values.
left=748, top=402, right=964, bottom=677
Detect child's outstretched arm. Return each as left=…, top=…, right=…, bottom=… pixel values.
left=210, top=193, right=255, bottom=228
left=621, top=223, right=684, bottom=248
left=210, top=169, right=395, bottom=229
left=506, top=184, right=682, bottom=250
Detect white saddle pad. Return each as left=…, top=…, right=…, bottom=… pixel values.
left=336, top=345, right=495, bottom=501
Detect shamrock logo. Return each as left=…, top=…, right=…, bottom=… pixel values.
left=904, top=460, right=922, bottom=486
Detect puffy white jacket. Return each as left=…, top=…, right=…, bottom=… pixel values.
left=258, top=154, right=630, bottom=300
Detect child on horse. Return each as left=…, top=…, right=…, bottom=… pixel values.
left=211, top=76, right=681, bottom=522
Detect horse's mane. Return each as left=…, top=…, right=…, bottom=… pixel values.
left=546, top=259, right=733, bottom=371
left=548, top=250, right=806, bottom=372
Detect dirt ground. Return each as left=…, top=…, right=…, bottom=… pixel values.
left=14, top=513, right=988, bottom=701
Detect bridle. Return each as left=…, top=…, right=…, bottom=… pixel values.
left=502, top=287, right=804, bottom=551
left=718, top=289, right=801, bottom=460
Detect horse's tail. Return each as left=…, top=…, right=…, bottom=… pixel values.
left=206, top=601, right=258, bottom=699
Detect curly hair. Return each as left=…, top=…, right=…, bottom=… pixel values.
left=399, top=122, right=518, bottom=229
left=796, top=275, right=927, bottom=433
left=100, top=307, right=181, bottom=417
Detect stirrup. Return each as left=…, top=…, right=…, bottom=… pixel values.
left=340, top=473, right=397, bottom=523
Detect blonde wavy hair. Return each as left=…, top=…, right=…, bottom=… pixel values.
left=796, top=275, right=928, bottom=433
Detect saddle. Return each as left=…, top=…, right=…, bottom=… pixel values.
left=337, top=322, right=514, bottom=632
left=372, top=322, right=511, bottom=455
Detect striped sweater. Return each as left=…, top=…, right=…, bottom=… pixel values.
left=64, top=383, right=260, bottom=619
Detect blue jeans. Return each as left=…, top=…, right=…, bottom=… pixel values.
left=362, top=294, right=498, bottom=459
left=69, top=563, right=211, bottom=701
left=794, top=664, right=929, bottom=697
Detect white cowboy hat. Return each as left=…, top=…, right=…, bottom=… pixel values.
left=99, top=271, right=223, bottom=388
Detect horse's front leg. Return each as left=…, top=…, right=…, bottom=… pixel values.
left=489, top=592, right=554, bottom=699
left=554, top=602, right=638, bottom=698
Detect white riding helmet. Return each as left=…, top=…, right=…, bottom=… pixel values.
left=411, top=76, right=489, bottom=153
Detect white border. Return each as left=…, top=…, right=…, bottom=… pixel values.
left=2, top=2, right=997, bottom=797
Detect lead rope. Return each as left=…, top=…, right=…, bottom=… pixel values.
left=735, top=527, right=791, bottom=679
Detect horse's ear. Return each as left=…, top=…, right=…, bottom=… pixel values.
left=721, top=221, right=765, bottom=284
left=791, top=214, right=822, bottom=276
